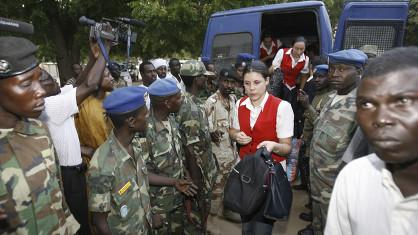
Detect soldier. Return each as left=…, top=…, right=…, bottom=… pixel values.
left=146, top=79, right=198, bottom=234
left=204, top=68, right=240, bottom=234
left=179, top=60, right=219, bottom=233
left=296, top=64, right=334, bottom=229
left=0, top=36, right=79, bottom=234
left=87, top=87, right=152, bottom=234
left=302, top=49, right=367, bottom=235
left=325, top=46, right=418, bottom=235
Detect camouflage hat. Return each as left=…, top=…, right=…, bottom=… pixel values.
left=180, top=60, right=212, bottom=77
left=359, top=45, right=378, bottom=58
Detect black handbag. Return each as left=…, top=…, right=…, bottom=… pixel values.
left=223, top=147, right=270, bottom=216
left=263, top=163, right=293, bottom=220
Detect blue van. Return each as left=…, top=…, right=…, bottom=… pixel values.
left=201, top=0, right=410, bottom=70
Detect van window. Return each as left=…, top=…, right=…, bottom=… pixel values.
left=342, top=21, right=403, bottom=56
left=261, top=11, right=319, bottom=57
left=212, top=33, right=252, bottom=70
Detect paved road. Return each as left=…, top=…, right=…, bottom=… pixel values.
left=212, top=190, right=310, bottom=235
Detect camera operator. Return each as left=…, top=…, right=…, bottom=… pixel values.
left=38, top=23, right=114, bottom=235
left=0, top=36, right=80, bottom=234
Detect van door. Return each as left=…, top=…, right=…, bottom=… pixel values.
left=202, top=12, right=261, bottom=70
left=334, top=0, right=410, bottom=55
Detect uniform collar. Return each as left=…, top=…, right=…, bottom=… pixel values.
left=240, top=92, right=269, bottom=111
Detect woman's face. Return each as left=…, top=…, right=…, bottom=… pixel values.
left=292, top=41, right=306, bottom=58
left=243, top=72, right=268, bottom=103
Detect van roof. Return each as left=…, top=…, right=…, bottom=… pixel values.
left=211, top=1, right=325, bottom=17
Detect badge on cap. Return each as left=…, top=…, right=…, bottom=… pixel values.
left=0, top=60, right=11, bottom=74
left=120, top=205, right=129, bottom=218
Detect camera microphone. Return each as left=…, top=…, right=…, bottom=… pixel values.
left=116, top=17, right=146, bottom=27
left=79, top=16, right=96, bottom=26
left=0, top=17, right=34, bottom=34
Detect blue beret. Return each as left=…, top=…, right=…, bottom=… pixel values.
left=328, top=49, right=368, bottom=68
left=148, top=78, right=180, bottom=97
left=236, top=53, right=255, bottom=65
left=103, top=86, right=147, bottom=114
left=314, top=64, right=329, bottom=74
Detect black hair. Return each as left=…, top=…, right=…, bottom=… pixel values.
left=107, top=106, right=143, bottom=129
left=140, top=61, right=153, bottom=73
left=292, top=36, right=307, bottom=47
left=363, top=47, right=418, bottom=79
left=262, top=31, right=272, bottom=40
left=169, top=58, right=180, bottom=67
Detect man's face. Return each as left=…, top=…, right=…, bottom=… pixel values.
left=314, top=72, right=329, bottom=91
left=133, top=106, right=149, bottom=133
left=156, top=66, right=167, bottom=79
left=263, top=37, right=273, bottom=49
left=167, top=92, right=183, bottom=113
left=195, top=75, right=207, bottom=90
left=236, top=65, right=244, bottom=78
left=101, top=68, right=114, bottom=92
left=0, top=67, right=46, bottom=118
left=328, top=63, right=359, bottom=94
left=219, top=77, right=235, bottom=96
left=356, top=68, right=418, bottom=164
left=72, top=64, right=82, bottom=77
left=169, top=61, right=181, bottom=76
left=40, top=76, right=61, bottom=97
left=141, top=64, right=157, bottom=87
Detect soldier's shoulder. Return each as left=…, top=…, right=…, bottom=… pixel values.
left=90, top=139, right=118, bottom=170
left=27, top=118, right=50, bottom=135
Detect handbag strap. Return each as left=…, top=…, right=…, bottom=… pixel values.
left=255, top=146, right=275, bottom=169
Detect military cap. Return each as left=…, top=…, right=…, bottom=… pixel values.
left=359, top=44, right=378, bottom=58
left=314, top=64, right=329, bottom=74
left=148, top=78, right=180, bottom=97
left=103, top=86, right=147, bottom=114
left=180, top=60, right=212, bottom=77
left=0, top=36, right=39, bottom=79
left=245, top=60, right=268, bottom=77
left=219, top=68, right=238, bottom=81
left=328, top=49, right=368, bottom=68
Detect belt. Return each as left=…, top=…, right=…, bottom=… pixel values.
left=60, top=163, right=87, bottom=173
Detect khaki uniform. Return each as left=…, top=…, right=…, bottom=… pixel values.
left=204, top=91, right=238, bottom=215
left=310, top=89, right=357, bottom=235
left=145, top=114, right=185, bottom=235
left=87, top=131, right=152, bottom=234
left=0, top=119, right=79, bottom=235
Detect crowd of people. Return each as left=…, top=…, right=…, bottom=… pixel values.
left=0, top=24, right=417, bottom=235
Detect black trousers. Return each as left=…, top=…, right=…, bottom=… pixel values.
left=61, top=165, right=91, bottom=235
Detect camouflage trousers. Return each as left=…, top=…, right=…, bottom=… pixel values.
left=185, top=194, right=212, bottom=234
left=310, top=167, right=333, bottom=235
left=210, top=151, right=237, bottom=215
left=152, top=206, right=185, bottom=235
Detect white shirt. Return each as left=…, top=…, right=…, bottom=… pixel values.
left=232, top=92, right=294, bottom=139
left=39, top=85, right=82, bottom=166
left=325, top=153, right=418, bottom=235
left=271, top=48, right=310, bottom=74
left=167, top=74, right=186, bottom=93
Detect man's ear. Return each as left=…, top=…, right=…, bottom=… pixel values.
left=126, top=116, right=136, bottom=128
left=356, top=67, right=363, bottom=77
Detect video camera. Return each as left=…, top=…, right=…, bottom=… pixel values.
left=79, top=16, right=144, bottom=44
left=0, top=17, right=34, bottom=34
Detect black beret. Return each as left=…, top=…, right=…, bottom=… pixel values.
left=219, top=68, right=238, bottom=81
left=0, top=36, right=39, bottom=79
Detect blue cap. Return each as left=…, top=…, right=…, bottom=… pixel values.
left=103, top=86, right=147, bottom=114
left=328, top=49, right=368, bottom=68
left=148, top=78, right=180, bottom=97
left=314, top=64, right=329, bottom=74
left=236, top=53, right=255, bottom=66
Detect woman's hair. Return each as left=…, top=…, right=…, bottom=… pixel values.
left=243, top=60, right=268, bottom=79
left=292, top=36, right=307, bottom=47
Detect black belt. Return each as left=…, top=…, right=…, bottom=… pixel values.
left=61, top=163, right=87, bottom=173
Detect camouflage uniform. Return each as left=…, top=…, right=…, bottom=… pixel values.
left=204, top=90, right=238, bottom=215
left=87, top=131, right=152, bottom=234
left=309, top=88, right=357, bottom=235
left=177, top=93, right=219, bottom=233
left=145, top=114, right=186, bottom=234
left=0, top=118, right=79, bottom=235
